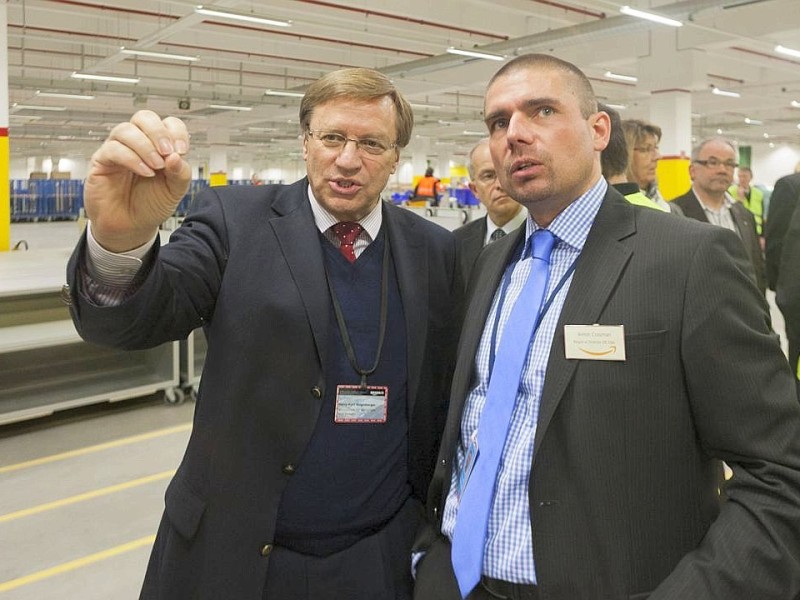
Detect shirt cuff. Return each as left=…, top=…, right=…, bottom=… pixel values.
left=86, top=222, right=158, bottom=287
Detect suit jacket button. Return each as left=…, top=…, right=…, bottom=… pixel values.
left=60, top=284, right=72, bottom=306
left=282, top=463, right=296, bottom=475
left=260, top=544, right=274, bottom=557
left=311, top=386, right=322, bottom=399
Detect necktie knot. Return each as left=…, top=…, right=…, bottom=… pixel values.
left=489, top=228, right=506, bottom=242
left=331, top=221, right=364, bottom=263
left=531, top=228, right=556, bottom=262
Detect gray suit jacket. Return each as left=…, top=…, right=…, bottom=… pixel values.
left=420, top=187, right=800, bottom=599
left=674, top=188, right=767, bottom=294
left=66, top=178, right=460, bottom=599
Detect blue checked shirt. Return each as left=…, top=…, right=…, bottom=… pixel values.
left=441, top=177, right=607, bottom=584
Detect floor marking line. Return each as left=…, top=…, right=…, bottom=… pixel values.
left=0, top=470, right=175, bottom=523
left=0, top=423, right=192, bottom=474
left=0, top=534, right=156, bottom=592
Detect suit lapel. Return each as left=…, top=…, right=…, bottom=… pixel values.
left=533, top=192, right=635, bottom=458
left=270, top=180, right=331, bottom=369
left=383, top=204, right=427, bottom=418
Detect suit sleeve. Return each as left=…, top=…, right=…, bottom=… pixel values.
left=765, top=176, right=800, bottom=290
left=776, top=196, right=800, bottom=371
left=67, top=186, right=229, bottom=350
left=651, top=226, right=800, bottom=598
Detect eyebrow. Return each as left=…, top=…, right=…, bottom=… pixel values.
left=484, top=96, right=562, bottom=125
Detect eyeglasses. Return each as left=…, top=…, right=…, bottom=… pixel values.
left=306, top=129, right=397, bottom=156
left=634, top=145, right=660, bottom=154
left=693, top=158, right=738, bottom=169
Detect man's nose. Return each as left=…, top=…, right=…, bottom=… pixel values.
left=506, top=113, right=533, bottom=145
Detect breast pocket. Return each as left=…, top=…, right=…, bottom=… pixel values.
left=625, top=329, right=667, bottom=358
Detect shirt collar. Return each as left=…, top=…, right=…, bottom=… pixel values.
left=307, top=183, right=383, bottom=240
left=521, top=176, right=607, bottom=257
left=485, top=206, right=528, bottom=245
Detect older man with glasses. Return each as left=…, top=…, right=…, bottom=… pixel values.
left=63, top=67, right=461, bottom=600
left=673, top=136, right=766, bottom=294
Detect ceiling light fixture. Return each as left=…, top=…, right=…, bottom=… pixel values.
left=604, top=71, right=638, bottom=83
left=264, top=89, right=304, bottom=98
left=604, top=103, right=628, bottom=110
left=791, top=100, right=800, bottom=108
left=71, top=72, right=140, bottom=84
left=446, top=47, right=505, bottom=61
left=462, top=130, right=487, bottom=136
left=410, top=102, right=441, bottom=109
left=36, top=91, right=95, bottom=100
left=208, top=104, right=253, bottom=111
left=438, top=119, right=465, bottom=126
left=620, top=6, right=683, bottom=27
left=711, top=87, right=740, bottom=98
left=195, top=6, right=291, bottom=28
left=120, top=48, right=199, bottom=62
left=775, top=45, right=800, bottom=59
left=744, top=117, right=763, bottom=125
left=12, top=104, right=67, bottom=111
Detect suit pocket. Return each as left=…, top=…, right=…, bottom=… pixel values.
left=625, top=329, right=667, bottom=357
left=164, top=476, right=206, bottom=541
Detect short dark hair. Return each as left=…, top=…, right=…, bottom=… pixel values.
left=598, top=103, right=629, bottom=179
left=425, top=167, right=434, bottom=177
left=299, top=67, right=414, bottom=148
left=486, top=53, right=598, bottom=118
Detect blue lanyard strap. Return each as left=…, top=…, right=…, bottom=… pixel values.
left=488, top=239, right=577, bottom=376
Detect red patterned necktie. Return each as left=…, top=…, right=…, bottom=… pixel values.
left=331, top=222, right=364, bottom=263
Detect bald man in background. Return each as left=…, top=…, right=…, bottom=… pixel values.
left=453, top=139, right=526, bottom=286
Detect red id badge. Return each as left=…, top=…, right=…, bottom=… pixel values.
left=334, top=385, right=389, bottom=423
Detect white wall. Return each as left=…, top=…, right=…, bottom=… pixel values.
left=749, top=143, right=800, bottom=189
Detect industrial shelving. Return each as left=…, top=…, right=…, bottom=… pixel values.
left=0, top=249, right=182, bottom=425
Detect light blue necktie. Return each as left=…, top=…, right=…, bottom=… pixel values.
left=451, top=228, right=557, bottom=599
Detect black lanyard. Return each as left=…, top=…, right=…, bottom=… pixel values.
left=325, top=230, right=390, bottom=390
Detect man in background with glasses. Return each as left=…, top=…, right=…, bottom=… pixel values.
left=674, top=137, right=766, bottom=294
left=63, top=67, right=460, bottom=600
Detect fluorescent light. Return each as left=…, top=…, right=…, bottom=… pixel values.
left=264, top=89, right=304, bottom=98
left=36, top=91, right=95, bottom=100
left=120, top=47, right=199, bottom=62
left=13, top=104, right=67, bottom=111
left=604, top=103, right=628, bottom=110
left=620, top=6, right=683, bottom=27
left=208, top=104, right=253, bottom=111
left=775, top=45, right=800, bottom=59
left=791, top=100, right=800, bottom=108
left=195, top=6, right=291, bottom=27
left=462, top=130, right=486, bottom=136
left=438, top=119, right=465, bottom=126
left=604, top=71, right=638, bottom=83
left=71, top=72, right=140, bottom=84
left=711, top=87, right=740, bottom=98
left=763, top=133, right=770, bottom=138
left=410, top=102, right=441, bottom=109
left=744, top=117, right=763, bottom=125
left=446, top=47, right=505, bottom=61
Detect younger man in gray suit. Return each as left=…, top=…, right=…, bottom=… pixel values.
left=414, top=53, right=800, bottom=600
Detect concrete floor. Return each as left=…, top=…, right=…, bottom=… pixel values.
left=0, top=396, right=194, bottom=599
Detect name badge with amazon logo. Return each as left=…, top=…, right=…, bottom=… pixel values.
left=334, top=385, right=389, bottom=423
left=564, top=324, right=626, bottom=361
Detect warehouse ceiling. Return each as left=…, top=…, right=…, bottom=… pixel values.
left=7, top=0, right=800, bottom=169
